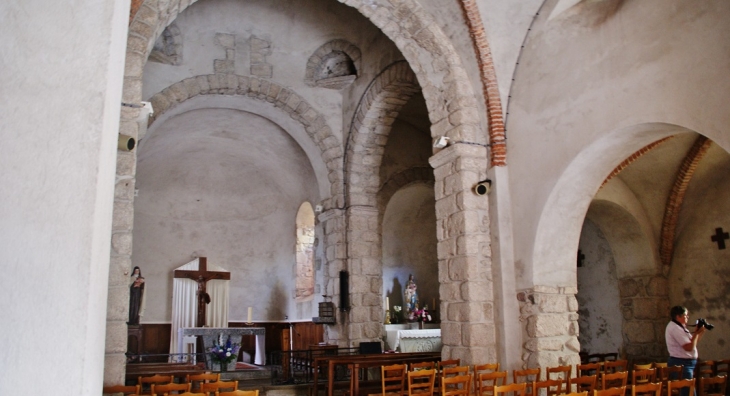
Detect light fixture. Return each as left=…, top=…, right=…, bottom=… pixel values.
left=432, top=136, right=449, bottom=149
left=473, top=179, right=492, bottom=195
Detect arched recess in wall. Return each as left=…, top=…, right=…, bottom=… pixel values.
left=295, top=202, right=316, bottom=301
left=531, top=123, right=692, bottom=288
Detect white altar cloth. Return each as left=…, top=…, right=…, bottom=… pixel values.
left=390, top=329, right=441, bottom=352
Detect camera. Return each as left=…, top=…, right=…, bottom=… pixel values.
left=695, top=318, right=715, bottom=331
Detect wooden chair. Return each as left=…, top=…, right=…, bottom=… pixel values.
left=715, top=361, right=730, bottom=378
left=139, top=375, right=174, bottom=395
left=408, top=369, right=436, bottom=396
left=631, top=383, right=662, bottom=396
left=660, top=367, right=683, bottom=382
left=534, top=379, right=563, bottom=396
left=562, top=392, right=588, bottom=396
left=579, top=364, right=601, bottom=377
left=494, top=383, right=526, bottom=396
left=441, top=374, right=471, bottom=396
left=633, top=369, right=657, bottom=386
left=200, top=381, right=238, bottom=396
left=177, top=393, right=207, bottom=396
left=103, top=384, right=141, bottom=395
left=435, top=360, right=463, bottom=394
left=475, top=364, right=501, bottom=395
left=602, top=371, right=628, bottom=391
left=594, top=386, right=626, bottom=396
left=152, top=383, right=191, bottom=396
left=654, top=364, right=668, bottom=370
left=515, top=368, right=541, bottom=396
left=570, top=375, right=597, bottom=394
left=666, top=379, right=694, bottom=396
left=699, top=376, right=727, bottom=396
left=605, top=361, right=629, bottom=375
left=547, top=365, right=572, bottom=391
left=217, top=391, right=259, bottom=396
left=187, top=373, right=220, bottom=391
left=635, top=364, right=654, bottom=371
left=697, top=362, right=716, bottom=379
left=439, top=360, right=462, bottom=371
left=411, top=361, right=437, bottom=371
left=477, top=371, right=508, bottom=396
left=379, top=364, right=407, bottom=396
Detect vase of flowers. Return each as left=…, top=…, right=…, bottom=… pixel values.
left=209, top=335, right=240, bottom=372
left=408, top=308, right=431, bottom=329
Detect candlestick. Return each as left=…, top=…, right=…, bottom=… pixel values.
left=385, top=309, right=391, bottom=324
left=432, top=298, right=436, bottom=310
left=247, top=307, right=252, bottom=324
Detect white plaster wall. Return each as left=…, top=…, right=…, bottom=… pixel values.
left=133, top=107, right=319, bottom=322
left=506, top=0, right=730, bottom=289
left=0, top=0, right=128, bottom=393
left=577, top=219, right=624, bottom=355
left=383, top=184, right=439, bottom=316
left=670, top=143, right=730, bottom=359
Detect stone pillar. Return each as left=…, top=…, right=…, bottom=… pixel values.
left=429, top=144, right=497, bottom=365
left=620, top=275, right=669, bottom=361
left=518, top=286, right=581, bottom=370
left=345, top=206, right=383, bottom=344
left=319, top=208, right=348, bottom=346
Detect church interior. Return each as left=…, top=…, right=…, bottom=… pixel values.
left=3, top=0, right=730, bottom=394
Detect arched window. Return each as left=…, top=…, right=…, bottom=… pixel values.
left=295, top=202, right=315, bottom=300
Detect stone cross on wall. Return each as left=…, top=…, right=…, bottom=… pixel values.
left=174, top=257, right=230, bottom=327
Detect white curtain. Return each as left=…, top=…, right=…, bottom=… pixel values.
left=169, top=258, right=230, bottom=362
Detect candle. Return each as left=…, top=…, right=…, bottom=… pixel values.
left=432, top=298, right=436, bottom=310
left=247, top=307, right=252, bottom=323
left=386, top=297, right=389, bottom=310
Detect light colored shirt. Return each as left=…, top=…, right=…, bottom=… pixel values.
left=666, top=321, right=696, bottom=359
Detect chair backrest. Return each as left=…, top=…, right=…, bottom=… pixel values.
left=176, top=393, right=207, bottom=396
left=441, top=374, right=472, bottom=396
left=514, top=368, right=541, bottom=384
left=546, top=365, right=571, bottom=389
left=534, top=379, right=563, bottom=396
left=634, top=364, right=653, bottom=371
left=602, top=371, right=628, bottom=390
left=594, top=386, right=626, bottom=396
left=494, top=383, right=526, bottom=396
left=660, top=366, right=683, bottom=382
left=699, top=375, right=727, bottom=396
left=439, top=359, right=462, bottom=371
left=716, top=361, right=730, bottom=379
left=382, top=364, right=407, bottom=396
left=411, top=361, right=436, bottom=371
left=443, top=366, right=470, bottom=379
left=667, top=378, right=695, bottom=396
left=186, top=373, right=220, bottom=387
left=653, top=363, right=667, bottom=369
left=140, top=375, right=174, bottom=386
left=200, top=381, right=238, bottom=394
left=578, top=363, right=601, bottom=377
left=697, top=361, right=716, bottom=378
left=631, top=382, right=662, bottom=396
left=217, top=391, right=260, bottom=396
left=562, top=393, right=588, bottom=396
left=604, top=361, right=628, bottom=374
left=408, top=369, right=436, bottom=396
left=152, top=383, right=191, bottom=396
left=570, top=375, right=597, bottom=393
left=475, top=364, right=501, bottom=394
left=103, top=384, right=141, bottom=395
left=632, top=369, right=656, bottom=385
left=477, top=371, right=508, bottom=396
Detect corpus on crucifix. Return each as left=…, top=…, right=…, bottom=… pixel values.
left=173, top=257, right=231, bottom=327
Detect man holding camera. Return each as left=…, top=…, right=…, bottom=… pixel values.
left=666, top=305, right=708, bottom=395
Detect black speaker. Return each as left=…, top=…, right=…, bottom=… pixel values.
left=359, top=341, right=382, bottom=354
left=339, top=270, right=349, bottom=311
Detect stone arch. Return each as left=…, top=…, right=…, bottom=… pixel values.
left=304, top=39, right=361, bottom=89
left=377, top=166, right=435, bottom=218
left=145, top=74, right=343, bottom=206
left=148, top=22, right=182, bottom=65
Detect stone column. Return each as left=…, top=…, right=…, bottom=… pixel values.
left=429, top=144, right=497, bottom=365
left=518, top=286, right=581, bottom=370
left=620, top=275, right=669, bottom=361
left=319, top=208, right=348, bottom=346
left=345, top=206, right=383, bottom=345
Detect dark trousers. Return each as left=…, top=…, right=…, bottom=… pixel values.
left=668, top=357, right=697, bottom=396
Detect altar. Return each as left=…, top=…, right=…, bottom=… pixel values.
left=179, top=327, right=266, bottom=369
left=384, top=324, right=441, bottom=352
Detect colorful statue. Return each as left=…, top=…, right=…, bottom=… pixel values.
left=404, top=274, right=419, bottom=314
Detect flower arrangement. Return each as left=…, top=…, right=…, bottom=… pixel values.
left=408, top=308, right=431, bottom=323
left=209, top=335, right=240, bottom=365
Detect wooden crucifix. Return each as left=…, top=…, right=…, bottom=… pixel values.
left=174, top=257, right=230, bottom=327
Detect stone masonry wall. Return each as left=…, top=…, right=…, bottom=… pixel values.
left=518, top=286, right=581, bottom=372
left=619, top=275, right=669, bottom=362
left=429, top=144, right=497, bottom=365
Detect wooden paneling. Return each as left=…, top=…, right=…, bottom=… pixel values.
left=291, top=322, right=325, bottom=350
